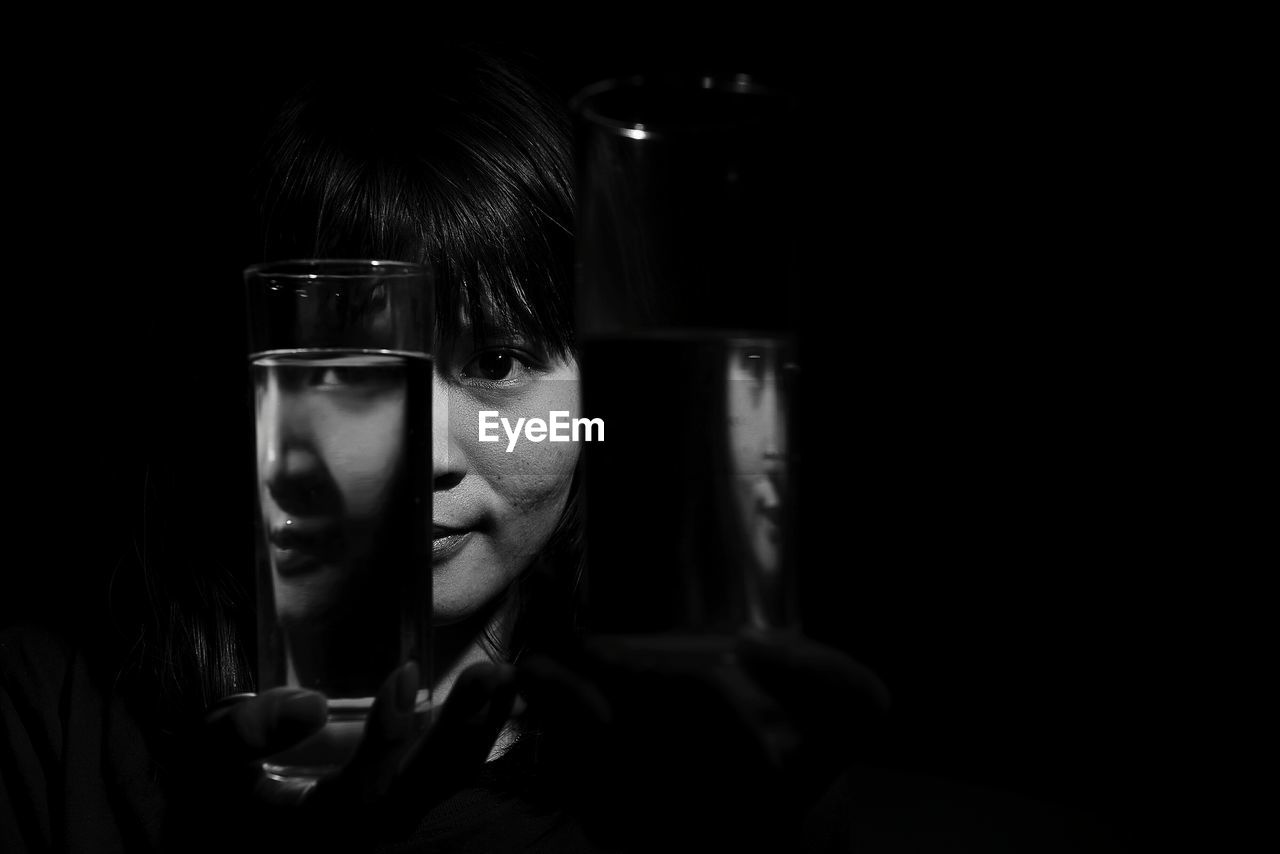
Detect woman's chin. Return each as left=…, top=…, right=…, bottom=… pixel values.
left=274, top=563, right=350, bottom=625
left=430, top=576, right=504, bottom=627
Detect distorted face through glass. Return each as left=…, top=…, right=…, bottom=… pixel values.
left=254, top=284, right=414, bottom=627
left=725, top=339, right=789, bottom=578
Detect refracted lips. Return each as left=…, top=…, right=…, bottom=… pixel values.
left=270, top=518, right=343, bottom=576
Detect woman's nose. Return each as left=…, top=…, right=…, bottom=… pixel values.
left=432, top=373, right=467, bottom=490
left=259, top=386, right=330, bottom=514
left=759, top=367, right=788, bottom=455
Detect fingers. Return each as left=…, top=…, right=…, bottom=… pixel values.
left=363, top=660, right=424, bottom=755
left=228, top=663, right=430, bottom=845
left=202, top=689, right=328, bottom=765
left=705, top=663, right=802, bottom=771
left=299, top=658, right=519, bottom=837
left=173, top=689, right=329, bottom=849
left=376, top=660, right=517, bottom=827
left=516, top=653, right=612, bottom=733
left=315, top=660, right=422, bottom=808
left=192, top=661, right=522, bottom=845
left=737, top=629, right=892, bottom=720
left=435, top=659, right=518, bottom=734
left=414, top=661, right=517, bottom=770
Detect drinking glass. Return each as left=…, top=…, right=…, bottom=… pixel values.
left=244, top=258, right=433, bottom=782
left=572, top=74, right=801, bottom=661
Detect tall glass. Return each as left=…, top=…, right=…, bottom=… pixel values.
left=245, top=259, right=433, bottom=782
left=573, top=74, right=801, bottom=659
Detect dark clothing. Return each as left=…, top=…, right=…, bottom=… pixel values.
left=2, top=623, right=1124, bottom=853
left=0, top=623, right=164, bottom=853
left=0, top=622, right=595, bottom=853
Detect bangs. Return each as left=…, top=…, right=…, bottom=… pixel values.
left=254, top=52, right=576, bottom=358
left=421, top=171, right=576, bottom=358
left=441, top=253, right=575, bottom=360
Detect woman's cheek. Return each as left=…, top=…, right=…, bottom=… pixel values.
left=462, top=412, right=577, bottom=509
left=498, top=438, right=579, bottom=512
left=326, top=397, right=405, bottom=520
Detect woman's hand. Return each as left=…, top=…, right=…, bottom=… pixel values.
left=169, top=660, right=517, bottom=852
left=516, top=630, right=890, bottom=853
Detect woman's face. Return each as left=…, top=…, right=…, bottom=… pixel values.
left=255, top=352, right=412, bottom=626
left=725, top=340, right=788, bottom=575
left=255, top=315, right=580, bottom=629
left=431, top=322, right=580, bottom=624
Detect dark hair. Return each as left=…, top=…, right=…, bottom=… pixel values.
left=123, top=43, right=583, bottom=737
left=255, top=43, right=576, bottom=360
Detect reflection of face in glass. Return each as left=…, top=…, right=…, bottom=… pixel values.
left=254, top=279, right=418, bottom=629
left=725, top=340, right=788, bottom=578
left=256, top=356, right=408, bottom=627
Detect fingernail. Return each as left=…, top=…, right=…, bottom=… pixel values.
left=208, top=691, right=257, bottom=715
left=397, top=661, right=420, bottom=712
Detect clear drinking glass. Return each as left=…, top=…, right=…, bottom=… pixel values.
left=244, top=259, right=434, bottom=782
left=572, top=74, right=801, bottom=660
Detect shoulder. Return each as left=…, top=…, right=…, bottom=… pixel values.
left=1, top=620, right=167, bottom=853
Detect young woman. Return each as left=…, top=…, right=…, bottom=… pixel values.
left=1, top=41, right=969, bottom=854
left=1, top=41, right=592, bottom=853
left=249, top=42, right=585, bottom=721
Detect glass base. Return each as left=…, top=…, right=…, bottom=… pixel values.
left=262, top=692, right=434, bottom=783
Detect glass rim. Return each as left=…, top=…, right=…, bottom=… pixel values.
left=570, top=72, right=788, bottom=141
left=243, top=258, right=429, bottom=280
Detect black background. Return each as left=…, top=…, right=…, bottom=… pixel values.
left=5, top=22, right=1235, bottom=851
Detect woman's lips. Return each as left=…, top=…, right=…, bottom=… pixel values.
left=272, top=547, right=325, bottom=577
left=432, top=525, right=474, bottom=564
left=269, top=521, right=341, bottom=577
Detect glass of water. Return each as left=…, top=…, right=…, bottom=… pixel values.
left=244, top=258, right=434, bottom=782
left=572, top=74, right=802, bottom=660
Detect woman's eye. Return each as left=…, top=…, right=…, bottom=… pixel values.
left=461, top=350, right=527, bottom=384
left=311, top=366, right=394, bottom=390
left=315, top=367, right=356, bottom=386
